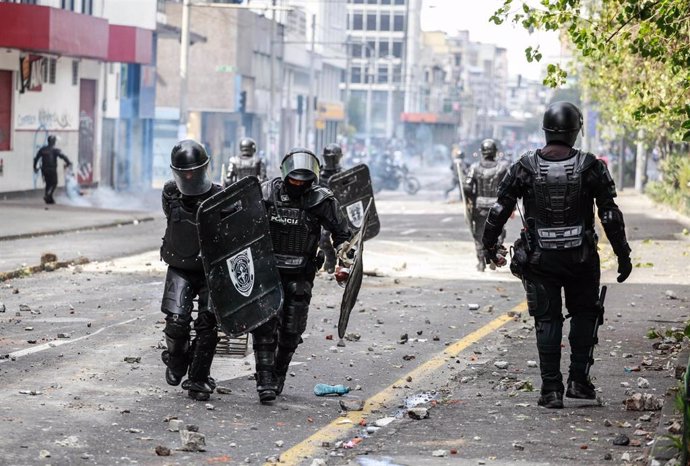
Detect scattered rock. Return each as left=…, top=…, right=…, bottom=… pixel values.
left=668, top=421, right=682, bottom=434
left=275, top=440, right=284, bottom=448
left=216, top=386, right=232, bottom=395
left=621, top=452, right=631, bottom=462
left=512, top=443, right=524, bottom=451
left=636, top=377, right=649, bottom=389
left=399, top=334, right=409, bottom=344
left=39, top=450, right=51, bottom=458
left=205, top=404, right=214, bottom=411
left=344, top=333, right=361, bottom=342
left=612, top=434, right=630, bottom=446
left=527, top=360, right=538, bottom=368
left=407, top=407, right=429, bottom=420
left=179, top=429, right=206, bottom=452
left=19, top=304, right=31, bottom=312
left=168, top=419, right=184, bottom=432
left=431, top=449, right=448, bottom=457
left=155, top=445, right=171, bottom=456
left=402, top=354, right=415, bottom=361
left=468, top=304, right=480, bottom=310
left=339, top=399, right=364, bottom=411
left=57, top=333, right=71, bottom=339
left=123, top=356, right=141, bottom=364
left=374, top=417, right=395, bottom=428
left=604, top=453, right=612, bottom=461
left=309, top=459, right=326, bottom=466
left=665, top=289, right=678, bottom=300
left=624, top=393, right=663, bottom=411
left=0, top=303, right=5, bottom=313
left=494, top=361, right=509, bottom=370
left=603, top=419, right=612, bottom=427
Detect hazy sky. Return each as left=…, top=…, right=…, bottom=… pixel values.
left=420, top=0, right=562, bottom=80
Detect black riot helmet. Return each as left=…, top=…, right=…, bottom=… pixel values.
left=322, top=143, right=343, bottom=170
left=480, top=139, right=497, bottom=161
left=47, top=135, right=56, bottom=146
left=280, top=148, right=320, bottom=199
left=542, top=101, right=583, bottom=147
left=239, top=137, right=257, bottom=157
left=170, top=139, right=212, bottom=196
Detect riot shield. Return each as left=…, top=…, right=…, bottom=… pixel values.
left=337, top=198, right=373, bottom=338
left=197, top=177, right=283, bottom=337
left=328, top=164, right=380, bottom=241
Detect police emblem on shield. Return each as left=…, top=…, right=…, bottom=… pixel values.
left=227, top=248, right=255, bottom=297
left=346, top=201, right=364, bottom=229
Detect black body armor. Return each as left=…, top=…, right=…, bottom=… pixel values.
left=319, top=167, right=340, bottom=187
left=470, top=160, right=509, bottom=209
left=160, top=180, right=222, bottom=271
left=227, top=155, right=265, bottom=184
left=263, top=179, right=334, bottom=271
left=520, top=150, right=590, bottom=250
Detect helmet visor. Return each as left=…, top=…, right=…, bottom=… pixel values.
left=171, top=160, right=212, bottom=196
left=281, top=152, right=320, bottom=181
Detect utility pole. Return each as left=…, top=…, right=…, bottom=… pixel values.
left=344, top=42, right=351, bottom=133
left=178, top=0, right=191, bottom=140
left=268, top=0, right=277, bottom=167
left=307, top=13, right=316, bottom=148
left=635, top=129, right=646, bottom=192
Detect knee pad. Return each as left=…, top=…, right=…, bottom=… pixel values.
left=278, top=331, right=302, bottom=351
left=164, top=318, right=191, bottom=340
left=194, top=311, right=217, bottom=335
left=251, top=318, right=278, bottom=347
left=524, top=279, right=550, bottom=318
left=282, top=281, right=312, bottom=334
left=161, top=268, right=196, bottom=316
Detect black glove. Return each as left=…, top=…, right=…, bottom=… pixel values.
left=617, top=255, right=632, bottom=283
left=484, top=245, right=507, bottom=267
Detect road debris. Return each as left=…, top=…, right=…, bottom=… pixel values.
left=624, top=393, right=663, bottom=411
left=179, top=428, right=206, bottom=452
left=155, top=445, right=171, bottom=456
left=339, top=399, right=364, bottom=411
left=407, top=407, right=429, bottom=420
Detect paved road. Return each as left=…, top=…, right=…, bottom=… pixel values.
left=0, top=188, right=688, bottom=466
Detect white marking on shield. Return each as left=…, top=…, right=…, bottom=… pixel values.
left=346, top=200, right=364, bottom=229
left=227, top=247, right=255, bottom=297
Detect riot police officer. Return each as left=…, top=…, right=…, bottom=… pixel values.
left=445, top=149, right=465, bottom=200
left=482, top=102, right=632, bottom=409
left=250, top=148, right=351, bottom=404
left=33, top=135, right=72, bottom=204
left=318, top=143, right=344, bottom=273
left=160, top=140, right=223, bottom=401
left=463, top=139, right=509, bottom=271
left=225, top=137, right=266, bottom=186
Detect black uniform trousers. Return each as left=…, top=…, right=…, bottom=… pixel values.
left=251, top=266, right=317, bottom=383
left=522, top=249, right=601, bottom=393
left=42, top=169, right=58, bottom=203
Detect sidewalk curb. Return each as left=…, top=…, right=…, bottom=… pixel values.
left=0, top=256, right=90, bottom=282
left=648, top=348, right=689, bottom=466
left=0, top=216, right=155, bottom=242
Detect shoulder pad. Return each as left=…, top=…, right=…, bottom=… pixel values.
left=261, top=178, right=281, bottom=201
left=163, top=180, right=180, bottom=197
left=304, top=185, right=334, bottom=208
left=517, top=151, right=538, bottom=174
left=575, top=151, right=598, bottom=173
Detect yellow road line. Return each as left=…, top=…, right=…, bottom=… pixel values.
left=272, top=301, right=528, bottom=465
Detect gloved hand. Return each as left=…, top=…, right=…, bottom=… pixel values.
left=484, top=245, right=507, bottom=268
left=617, top=254, right=632, bottom=283
left=336, top=241, right=355, bottom=268
left=334, top=265, right=350, bottom=287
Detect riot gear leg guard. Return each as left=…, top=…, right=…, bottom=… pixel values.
left=524, top=279, right=565, bottom=395
left=162, top=317, right=192, bottom=386
left=251, top=318, right=279, bottom=403
left=319, top=229, right=336, bottom=274
left=275, top=280, right=312, bottom=395
left=184, top=309, right=218, bottom=401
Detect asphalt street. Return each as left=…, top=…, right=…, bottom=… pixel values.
left=0, top=184, right=688, bottom=466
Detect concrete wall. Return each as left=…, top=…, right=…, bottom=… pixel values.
left=101, top=0, right=156, bottom=29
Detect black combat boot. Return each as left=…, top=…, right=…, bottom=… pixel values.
left=161, top=335, right=190, bottom=386
left=184, top=324, right=217, bottom=401
left=566, top=379, right=597, bottom=400
left=255, top=370, right=278, bottom=404
left=538, top=390, right=564, bottom=409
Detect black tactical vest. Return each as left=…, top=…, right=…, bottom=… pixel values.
left=161, top=184, right=220, bottom=271
left=230, top=155, right=260, bottom=180
left=473, top=160, right=509, bottom=208
left=265, top=183, right=322, bottom=271
left=521, top=150, right=591, bottom=250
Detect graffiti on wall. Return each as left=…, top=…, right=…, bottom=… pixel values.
left=17, top=109, right=73, bottom=130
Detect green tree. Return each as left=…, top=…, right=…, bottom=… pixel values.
left=491, top=0, right=690, bottom=146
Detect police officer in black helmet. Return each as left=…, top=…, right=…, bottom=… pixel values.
left=160, top=140, right=223, bottom=401
left=482, top=102, right=632, bottom=409
left=225, top=137, right=266, bottom=186
left=318, top=143, right=344, bottom=273
left=462, top=139, right=509, bottom=271
left=250, top=148, right=351, bottom=404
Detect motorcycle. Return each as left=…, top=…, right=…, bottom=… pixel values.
left=372, top=160, right=420, bottom=195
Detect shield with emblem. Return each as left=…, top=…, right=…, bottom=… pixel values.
left=328, top=164, right=380, bottom=241
left=197, top=177, right=282, bottom=337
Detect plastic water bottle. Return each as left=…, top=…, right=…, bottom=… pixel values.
left=313, top=383, right=350, bottom=396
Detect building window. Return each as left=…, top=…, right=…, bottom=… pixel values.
left=394, top=0, right=405, bottom=4
left=377, top=66, right=388, bottom=83
left=392, top=65, right=402, bottom=83
left=0, top=70, right=11, bottom=151
left=81, top=0, right=93, bottom=14
left=367, top=0, right=378, bottom=3
left=393, top=14, right=404, bottom=31
left=351, top=43, right=362, bottom=58
left=41, top=57, right=57, bottom=84
left=352, top=0, right=364, bottom=3
left=351, top=67, right=362, bottom=84
left=381, top=0, right=391, bottom=3
left=61, top=0, right=76, bottom=10
left=366, top=13, right=376, bottom=31
left=379, top=40, right=389, bottom=58
left=392, top=41, right=403, bottom=58
left=352, top=13, right=363, bottom=30
left=366, top=40, right=376, bottom=58
left=380, top=13, right=390, bottom=31
left=72, top=60, right=79, bottom=86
